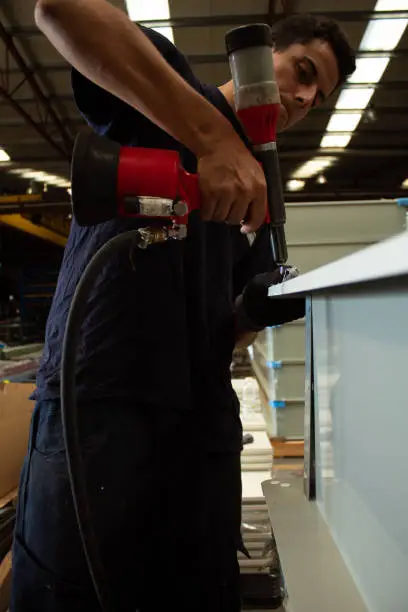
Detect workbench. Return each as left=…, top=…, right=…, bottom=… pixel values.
left=262, top=230, right=408, bottom=612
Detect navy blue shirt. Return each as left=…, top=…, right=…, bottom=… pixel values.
left=33, top=27, right=274, bottom=451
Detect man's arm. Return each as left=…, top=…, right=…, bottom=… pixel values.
left=234, top=331, right=257, bottom=349
left=35, top=0, right=266, bottom=231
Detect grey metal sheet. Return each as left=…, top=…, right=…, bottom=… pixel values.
left=262, top=476, right=368, bottom=612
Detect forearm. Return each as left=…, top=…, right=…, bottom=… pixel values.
left=234, top=329, right=257, bottom=349
left=35, top=0, right=236, bottom=156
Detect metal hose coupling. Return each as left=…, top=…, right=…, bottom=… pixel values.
left=135, top=224, right=188, bottom=249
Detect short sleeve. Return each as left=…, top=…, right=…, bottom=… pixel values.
left=72, top=25, right=196, bottom=138
left=231, top=225, right=277, bottom=299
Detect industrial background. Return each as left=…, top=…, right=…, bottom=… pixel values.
left=1, top=4, right=407, bottom=609
left=0, top=0, right=407, bottom=340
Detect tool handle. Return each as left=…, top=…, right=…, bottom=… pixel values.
left=177, top=168, right=200, bottom=221
left=255, top=146, right=288, bottom=264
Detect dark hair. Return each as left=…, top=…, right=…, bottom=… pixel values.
left=270, top=13, right=356, bottom=86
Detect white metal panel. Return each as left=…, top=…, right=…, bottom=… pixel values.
left=256, top=323, right=306, bottom=362
left=313, top=289, right=408, bottom=612
left=285, top=200, right=406, bottom=245
left=268, top=231, right=408, bottom=298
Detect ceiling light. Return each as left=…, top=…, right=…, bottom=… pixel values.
left=153, top=27, right=174, bottom=43
left=335, top=88, right=375, bottom=110
left=52, top=179, right=71, bottom=188
left=292, top=157, right=336, bottom=179
left=8, top=167, right=74, bottom=188
left=286, top=179, right=305, bottom=192
left=363, top=108, right=377, bottom=123
left=326, top=112, right=362, bottom=132
left=317, top=175, right=327, bottom=185
left=125, top=0, right=174, bottom=42
left=360, top=19, right=408, bottom=51
left=8, top=167, right=31, bottom=175
left=401, top=178, right=408, bottom=189
left=320, top=134, right=352, bottom=148
left=34, top=172, right=53, bottom=182
left=125, top=0, right=169, bottom=20
left=374, top=0, right=408, bottom=11
left=21, top=170, right=49, bottom=181
left=0, top=149, right=10, bottom=162
left=348, top=57, right=389, bottom=84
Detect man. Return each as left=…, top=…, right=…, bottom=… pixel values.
left=11, top=3, right=355, bottom=611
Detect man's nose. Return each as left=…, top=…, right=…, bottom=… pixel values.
left=295, top=84, right=317, bottom=110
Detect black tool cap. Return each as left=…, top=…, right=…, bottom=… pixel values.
left=71, top=130, right=120, bottom=226
left=225, top=23, right=273, bottom=55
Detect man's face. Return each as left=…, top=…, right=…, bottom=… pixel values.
left=273, top=39, right=340, bottom=132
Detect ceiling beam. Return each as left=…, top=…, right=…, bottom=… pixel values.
left=3, top=127, right=408, bottom=143
left=2, top=132, right=407, bottom=147
left=0, top=199, right=71, bottom=214
left=0, top=214, right=67, bottom=246
left=0, top=18, right=72, bottom=156
left=21, top=57, right=408, bottom=78
left=278, top=147, right=408, bottom=158
left=0, top=118, right=83, bottom=128
left=284, top=189, right=408, bottom=201
left=281, top=128, right=408, bottom=136
left=312, top=107, right=408, bottom=116
left=1, top=98, right=407, bottom=117
left=7, top=11, right=408, bottom=36
left=9, top=147, right=408, bottom=167
left=0, top=84, right=71, bottom=159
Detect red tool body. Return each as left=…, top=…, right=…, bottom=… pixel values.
left=236, top=102, right=280, bottom=226
left=71, top=23, right=287, bottom=262
left=117, top=146, right=200, bottom=226
left=226, top=24, right=287, bottom=262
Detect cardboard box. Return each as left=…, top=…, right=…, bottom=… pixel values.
left=0, top=383, right=35, bottom=504
left=0, top=551, right=12, bottom=612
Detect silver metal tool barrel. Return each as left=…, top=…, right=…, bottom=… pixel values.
left=225, top=24, right=288, bottom=264
left=226, top=23, right=281, bottom=111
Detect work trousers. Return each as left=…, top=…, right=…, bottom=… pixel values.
left=11, top=400, right=242, bottom=611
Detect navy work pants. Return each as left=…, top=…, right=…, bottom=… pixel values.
left=11, top=400, right=242, bottom=611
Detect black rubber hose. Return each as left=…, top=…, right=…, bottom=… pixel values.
left=61, top=230, right=144, bottom=612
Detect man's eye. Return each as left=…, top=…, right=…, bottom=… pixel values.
left=297, top=63, right=313, bottom=84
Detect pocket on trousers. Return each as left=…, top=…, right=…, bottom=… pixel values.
left=23, top=448, right=85, bottom=575
left=17, top=403, right=107, bottom=582
left=11, top=534, right=96, bottom=612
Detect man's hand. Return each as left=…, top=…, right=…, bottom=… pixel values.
left=235, top=267, right=305, bottom=337
left=35, top=0, right=267, bottom=236
left=198, top=136, right=267, bottom=233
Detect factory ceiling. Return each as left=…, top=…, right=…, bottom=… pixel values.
left=0, top=0, right=407, bottom=243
